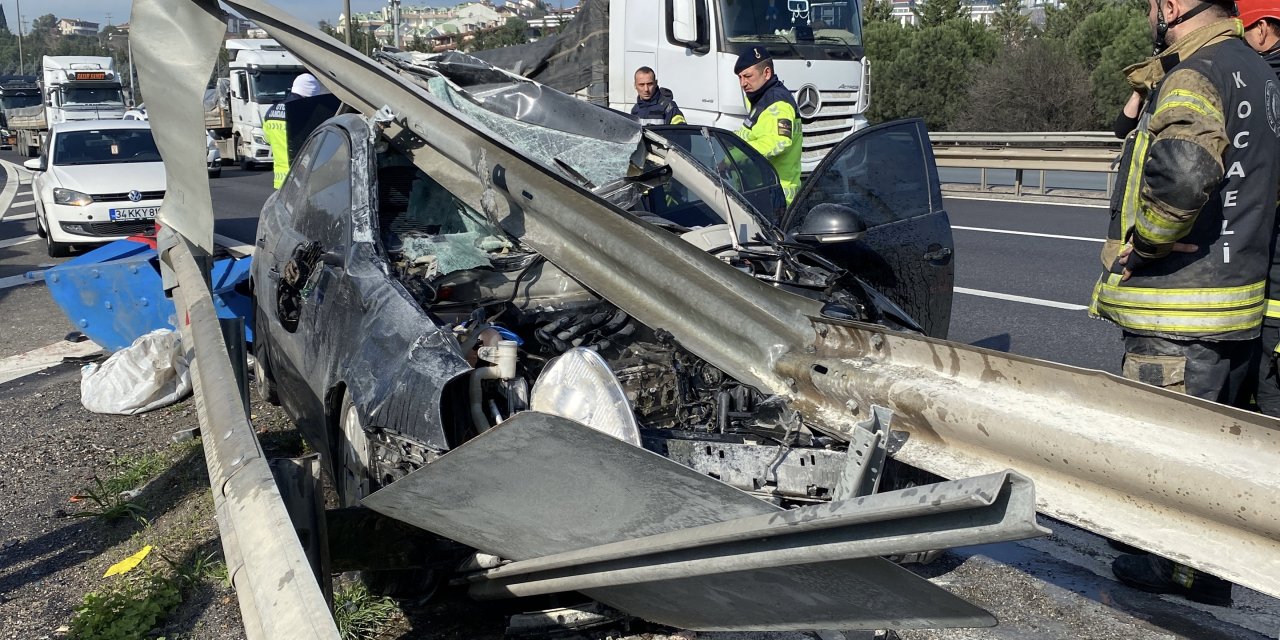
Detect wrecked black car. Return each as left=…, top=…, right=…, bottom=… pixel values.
left=252, top=52, right=954, bottom=507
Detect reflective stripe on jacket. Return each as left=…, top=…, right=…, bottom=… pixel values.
left=631, top=88, right=686, bottom=125
left=1090, top=19, right=1280, bottom=341
left=735, top=77, right=802, bottom=205
left=263, top=102, right=288, bottom=189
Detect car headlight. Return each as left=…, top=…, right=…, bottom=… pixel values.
left=53, top=188, right=93, bottom=206
left=252, top=132, right=267, bottom=146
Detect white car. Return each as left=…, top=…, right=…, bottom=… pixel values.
left=24, top=120, right=165, bottom=257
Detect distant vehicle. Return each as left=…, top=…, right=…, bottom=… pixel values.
left=477, top=0, right=869, bottom=173
left=122, top=104, right=147, bottom=120
left=0, top=76, right=39, bottom=148
left=7, top=56, right=127, bottom=157
left=120, top=103, right=222, bottom=178
left=205, top=39, right=305, bottom=169
left=23, top=120, right=165, bottom=257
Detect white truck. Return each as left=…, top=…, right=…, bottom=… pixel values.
left=207, top=39, right=305, bottom=169
left=9, top=56, right=126, bottom=157
left=479, top=0, right=869, bottom=173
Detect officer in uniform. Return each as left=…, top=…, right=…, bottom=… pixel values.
left=631, top=67, right=686, bottom=125
left=1090, top=0, right=1280, bottom=605
left=263, top=73, right=328, bottom=189
left=733, top=46, right=802, bottom=205
left=1235, top=0, right=1280, bottom=415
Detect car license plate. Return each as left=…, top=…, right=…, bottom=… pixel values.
left=109, top=207, right=159, bottom=221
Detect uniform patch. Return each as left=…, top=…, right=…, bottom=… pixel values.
left=778, top=119, right=793, bottom=138
left=1266, top=80, right=1280, bottom=138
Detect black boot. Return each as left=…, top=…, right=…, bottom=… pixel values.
left=1112, top=554, right=1233, bottom=607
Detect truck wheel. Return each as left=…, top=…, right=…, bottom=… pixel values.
left=239, top=154, right=253, bottom=171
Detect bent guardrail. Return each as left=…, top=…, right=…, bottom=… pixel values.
left=159, top=231, right=339, bottom=640
left=929, top=131, right=1122, bottom=198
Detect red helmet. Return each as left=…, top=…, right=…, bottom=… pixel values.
left=1237, top=0, right=1280, bottom=28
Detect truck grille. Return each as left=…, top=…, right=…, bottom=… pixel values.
left=800, top=89, right=862, bottom=166
left=91, top=190, right=165, bottom=203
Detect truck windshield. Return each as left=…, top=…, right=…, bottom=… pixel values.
left=250, top=70, right=297, bottom=102
left=0, top=94, right=40, bottom=110
left=62, top=86, right=125, bottom=106
left=718, top=0, right=863, bottom=57
left=53, top=129, right=161, bottom=166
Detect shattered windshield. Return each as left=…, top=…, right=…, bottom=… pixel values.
left=250, top=70, right=296, bottom=102
left=61, top=86, right=125, bottom=106
left=719, top=0, right=863, bottom=55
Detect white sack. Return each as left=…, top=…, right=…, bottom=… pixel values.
left=81, top=329, right=192, bottom=415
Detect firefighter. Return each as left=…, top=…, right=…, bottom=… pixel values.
left=733, top=46, right=802, bottom=205
left=631, top=67, right=686, bottom=125
left=1235, top=0, right=1280, bottom=416
left=1090, top=0, right=1280, bottom=606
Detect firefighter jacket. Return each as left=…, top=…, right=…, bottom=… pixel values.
left=263, top=101, right=288, bottom=189
left=1090, top=19, right=1280, bottom=341
left=735, top=76, right=802, bottom=205
left=1262, top=46, right=1280, bottom=335
left=631, top=87, right=686, bottom=125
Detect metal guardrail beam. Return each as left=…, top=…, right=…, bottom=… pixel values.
left=929, top=132, right=1122, bottom=197
left=162, top=232, right=340, bottom=640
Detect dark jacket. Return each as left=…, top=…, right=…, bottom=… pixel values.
left=631, top=87, right=685, bottom=125
left=1090, top=20, right=1280, bottom=341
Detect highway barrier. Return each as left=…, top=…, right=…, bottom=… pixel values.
left=929, top=131, right=1121, bottom=198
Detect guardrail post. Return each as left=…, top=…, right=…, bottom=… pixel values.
left=219, top=316, right=249, bottom=415
left=1014, top=169, right=1022, bottom=198
left=980, top=168, right=987, bottom=192
left=1039, top=170, right=1046, bottom=196
left=1106, top=172, right=1115, bottom=200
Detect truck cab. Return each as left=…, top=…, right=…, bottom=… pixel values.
left=225, top=39, right=305, bottom=168
left=42, top=57, right=126, bottom=124
left=609, top=0, right=868, bottom=173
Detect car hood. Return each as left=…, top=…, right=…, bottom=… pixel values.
left=48, top=161, right=166, bottom=195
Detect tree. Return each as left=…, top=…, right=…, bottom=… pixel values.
left=863, top=0, right=896, bottom=24
left=990, top=0, right=1032, bottom=46
left=464, top=18, right=529, bottom=52
left=913, top=0, right=967, bottom=28
left=866, top=19, right=1000, bottom=129
left=1041, top=0, right=1105, bottom=40
left=954, top=38, right=1096, bottom=131
left=31, top=14, right=57, bottom=39
left=1090, top=11, right=1151, bottom=127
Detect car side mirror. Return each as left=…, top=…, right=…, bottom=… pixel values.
left=791, top=203, right=868, bottom=244
left=23, top=158, right=44, bottom=172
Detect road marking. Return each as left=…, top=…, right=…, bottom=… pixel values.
left=0, top=160, right=17, bottom=217
left=945, top=195, right=1110, bottom=209
left=3, top=212, right=35, bottom=222
left=10, top=197, right=33, bottom=207
left=0, top=339, right=102, bottom=386
left=956, top=286, right=1089, bottom=311
left=0, top=234, right=39, bottom=249
left=0, top=269, right=45, bottom=290
left=952, top=225, right=1105, bottom=243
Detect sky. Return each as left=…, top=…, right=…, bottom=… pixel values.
left=5, top=1, right=399, bottom=32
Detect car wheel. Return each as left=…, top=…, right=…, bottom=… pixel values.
left=47, top=236, right=72, bottom=258
left=251, top=348, right=278, bottom=405
left=209, top=167, right=222, bottom=179
left=33, top=209, right=47, bottom=238
left=338, top=392, right=374, bottom=508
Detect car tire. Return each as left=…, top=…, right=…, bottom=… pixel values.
left=209, top=167, right=222, bottom=179
left=33, top=209, right=47, bottom=239
left=336, top=392, right=445, bottom=600
left=338, top=392, right=374, bottom=508
left=46, top=236, right=72, bottom=258
left=251, top=347, right=278, bottom=405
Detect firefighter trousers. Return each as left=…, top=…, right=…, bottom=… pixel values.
left=1121, top=332, right=1258, bottom=409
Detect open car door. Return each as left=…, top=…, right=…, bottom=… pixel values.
left=783, top=118, right=954, bottom=338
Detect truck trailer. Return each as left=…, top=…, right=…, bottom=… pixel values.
left=8, top=56, right=126, bottom=157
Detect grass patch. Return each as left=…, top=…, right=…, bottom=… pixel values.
left=334, top=581, right=401, bottom=640
left=71, top=566, right=182, bottom=640
left=71, top=442, right=200, bottom=525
